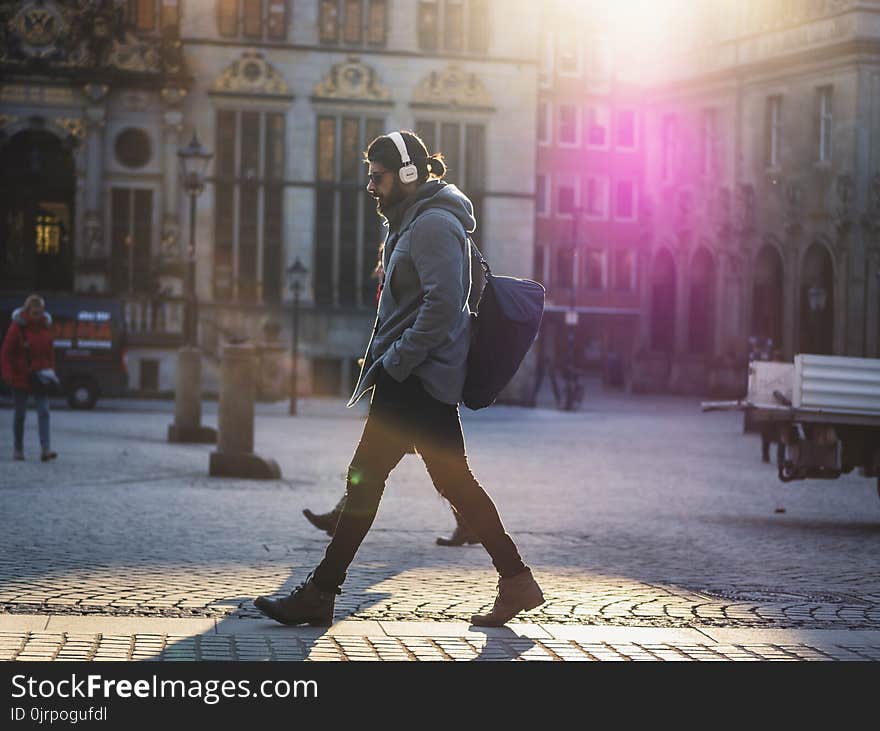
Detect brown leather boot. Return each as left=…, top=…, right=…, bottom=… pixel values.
left=436, top=522, right=480, bottom=546
left=302, top=508, right=341, bottom=536
left=254, top=576, right=338, bottom=627
left=470, top=569, right=545, bottom=627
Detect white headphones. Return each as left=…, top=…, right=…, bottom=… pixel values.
left=388, top=131, right=419, bottom=184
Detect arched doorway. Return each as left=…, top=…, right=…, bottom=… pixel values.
left=0, top=129, right=76, bottom=292
left=752, top=244, right=784, bottom=350
left=650, top=248, right=676, bottom=353
left=799, top=243, right=834, bottom=355
left=688, top=247, right=715, bottom=355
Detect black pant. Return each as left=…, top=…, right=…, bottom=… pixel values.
left=312, top=368, right=527, bottom=590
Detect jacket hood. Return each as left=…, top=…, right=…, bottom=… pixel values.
left=12, top=307, right=52, bottom=327
left=397, top=180, right=476, bottom=236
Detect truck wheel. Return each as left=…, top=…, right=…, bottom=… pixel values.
left=67, top=379, right=98, bottom=410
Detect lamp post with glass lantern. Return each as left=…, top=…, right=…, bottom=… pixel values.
left=807, top=284, right=828, bottom=355
left=168, top=131, right=217, bottom=444
left=286, top=258, right=307, bottom=415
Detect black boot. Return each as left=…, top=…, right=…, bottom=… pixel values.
left=436, top=511, right=480, bottom=546
left=254, top=577, right=338, bottom=627
left=302, top=508, right=341, bottom=536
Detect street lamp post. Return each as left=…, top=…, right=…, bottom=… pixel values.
left=286, top=258, right=308, bottom=415
left=179, top=132, right=212, bottom=346
left=168, top=131, right=216, bottom=444
left=562, top=207, right=583, bottom=411
left=807, top=284, right=828, bottom=355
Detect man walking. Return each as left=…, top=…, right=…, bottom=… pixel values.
left=255, top=131, right=543, bottom=627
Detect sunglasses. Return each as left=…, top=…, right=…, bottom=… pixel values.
left=367, top=171, right=390, bottom=185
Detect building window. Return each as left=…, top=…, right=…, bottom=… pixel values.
left=368, top=0, right=387, bottom=44
left=537, top=101, right=551, bottom=145
left=320, top=0, right=386, bottom=45
left=587, top=35, right=611, bottom=79
left=700, top=107, right=717, bottom=176
left=314, top=115, right=386, bottom=308
left=556, top=175, right=578, bottom=217
left=616, top=108, right=637, bottom=150
left=557, top=31, right=580, bottom=76
left=218, top=0, right=288, bottom=40
left=415, top=120, right=486, bottom=233
left=558, top=104, right=579, bottom=147
left=661, top=114, right=678, bottom=183
left=766, top=95, right=782, bottom=168
left=115, top=128, right=152, bottom=169
left=586, top=105, right=609, bottom=149
left=536, top=174, right=548, bottom=216
left=614, top=249, right=636, bottom=291
left=615, top=180, right=636, bottom=221
left=213, top=110, right=286, bottom=305
left=126, top=0, right=179, bottom=33
left=817, top=86, right=832, bottom=164
left=418, top=0, right=488, bottom=53
left=555, top=248, right=574, bottom=289
left=584, top=250, right=605, bottom=290
left=584, top=175, right=608, bottom=219
left=111, top=188, right=153, bottom=294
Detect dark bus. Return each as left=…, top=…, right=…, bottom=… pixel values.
left=0, top=293, right=128, bottom=409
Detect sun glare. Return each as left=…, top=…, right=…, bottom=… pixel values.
left=600, top=0, right=680, bottom=58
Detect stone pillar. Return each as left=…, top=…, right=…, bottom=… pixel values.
left=668, top=241, right=690, bottom=391
left=209, top=344, right=281, bottom=479
left=160, top=88, right=186, bottom=259
left=82, top=84, right=109, bottom=260
left=713, top=251, right=726, bottom=359
left=834, top=246, right=848, bottom=356
left=741, top=246, right=755, bottom=358
left=866, top=249, right=880, bottom=358
left=782, top=240, right=800, bottom=360
left=636, top=248, right=652, bottom=350
left=674, top=246, right=690, bottom=357
left=167, top=347, right=217, bottom=443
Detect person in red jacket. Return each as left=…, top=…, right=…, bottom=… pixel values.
left=1, top=294, right=58, bottom=461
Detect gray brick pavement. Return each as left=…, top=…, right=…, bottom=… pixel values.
left=2, top=387, right=879, bottom=646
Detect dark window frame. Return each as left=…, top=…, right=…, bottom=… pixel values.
left=320, top=0, right=387, bottom=47
left=218, top=0, right=289, bottom=41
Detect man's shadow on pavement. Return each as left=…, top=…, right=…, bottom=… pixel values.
left=156, top=574, right=537, bottom=661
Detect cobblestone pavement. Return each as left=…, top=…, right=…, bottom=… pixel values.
left=4, top=629, right=879, bottom=662
left=2, top=383, right=879, bottom=646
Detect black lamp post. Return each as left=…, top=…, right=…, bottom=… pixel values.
left=178, top=131, right=213, bottom=346
left=168, top=131, right=216, bottom=445
left=563, top=207, right=582, bottom=411
left=808, top=284, right=828, bottom=354
left=286, top=258, right=308, bottom=415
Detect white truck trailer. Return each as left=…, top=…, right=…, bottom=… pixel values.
left=703, top=354, right=880, bottom=498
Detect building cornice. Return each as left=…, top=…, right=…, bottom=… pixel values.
left=179, top=37, right=537, bottom=67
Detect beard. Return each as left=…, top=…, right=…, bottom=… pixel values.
left=373, top=180, right=407, bottom=218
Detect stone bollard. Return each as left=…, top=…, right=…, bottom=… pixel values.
left=209, top=343, right=281, bottom=479
left=167, top=346, right=217, bottom=443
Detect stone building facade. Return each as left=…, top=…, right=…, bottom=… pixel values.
left=632, top=0, right=880, bottom=394
left=1, top=0, right=539, bottom=400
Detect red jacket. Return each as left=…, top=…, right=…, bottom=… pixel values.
left=1, top=307, right=55, bottom=392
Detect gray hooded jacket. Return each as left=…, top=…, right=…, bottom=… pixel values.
left=348, top=181, right=475, bottom=407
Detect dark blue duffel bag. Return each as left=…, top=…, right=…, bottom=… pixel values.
left=462, top=242, right=545, bottom=410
